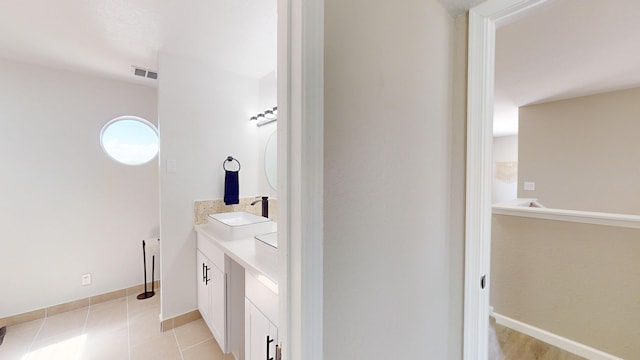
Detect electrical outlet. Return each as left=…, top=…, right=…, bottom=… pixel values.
left=81, top=273, right=92, bottom=286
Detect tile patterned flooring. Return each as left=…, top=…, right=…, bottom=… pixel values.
left=1, top=297, right=590, bottom=360
left=0, top=291, right=231, bottom=360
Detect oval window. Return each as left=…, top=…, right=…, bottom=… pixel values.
left=100, top=116, right=159, bottom=165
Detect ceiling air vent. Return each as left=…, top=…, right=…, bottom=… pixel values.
left=132, top=66, right=158, bottom=80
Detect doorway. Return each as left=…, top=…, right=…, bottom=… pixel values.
left=467, top=1, right=637, bottom=358
left=464, top=1, right=550, bottom=359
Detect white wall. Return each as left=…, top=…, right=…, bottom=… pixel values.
left=492, top=135, right=518, bottom=204
left=158, top=53, right=268, bottom=320
left=324, top=0, right=458, bottom=357
left=0, top=58, right=158, bottom=317
left=256, top=71, right=278, bottom=197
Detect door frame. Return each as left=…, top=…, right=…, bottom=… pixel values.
left=279, top=0, right=558, bottom=358
left=464, top=0, right=548, bottom=358
left=277, top=0, right=324, bottom=359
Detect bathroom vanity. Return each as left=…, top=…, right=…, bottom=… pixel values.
left=195, top=211, right=279, bottom=360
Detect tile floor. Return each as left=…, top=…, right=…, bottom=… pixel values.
left=0, top=290, right=232, bottom=360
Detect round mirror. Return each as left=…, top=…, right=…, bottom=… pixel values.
left=265, top=131, right=277, bottom=190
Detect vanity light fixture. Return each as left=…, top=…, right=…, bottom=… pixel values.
left=264, top=109, right=275, bottom=120
left=249, top=106, right=278, bottom=127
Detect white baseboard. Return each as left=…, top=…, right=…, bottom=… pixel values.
left=491, top=311, right=623, bottom=360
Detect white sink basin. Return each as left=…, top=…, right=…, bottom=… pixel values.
left=255, top=232, right=278, bottom=248
left=255, top=232, right=278, bottom=262
left=207, top=211, right=275, bottom=240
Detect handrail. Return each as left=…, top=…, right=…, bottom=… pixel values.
left=492, top=198, right=640, bottom=229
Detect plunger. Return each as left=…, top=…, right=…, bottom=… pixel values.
left=137, top=240, right=155, bottom=300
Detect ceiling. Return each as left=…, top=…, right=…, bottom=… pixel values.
left=0, top=0, right=277, bottom=87
left=494, top=0, right=640, bottom=136
left=0, top=0, right=483, bottom=88
left=439, top=0, right=487, bottom=15
left=6, top=0, right=633, bottom=123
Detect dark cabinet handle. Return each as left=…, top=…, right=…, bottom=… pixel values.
left=267, top=335, right=274, bottom=360
left=202, top=263, right=211, bottom=285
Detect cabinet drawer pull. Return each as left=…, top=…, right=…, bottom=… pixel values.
left=267, top=335, right=275, bottom=360
left=205, top=265, right=211, bottom=285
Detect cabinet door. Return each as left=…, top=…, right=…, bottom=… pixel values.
left=210, top=263, right=228, bottom=352
left=268, top=322, right=278, bottom=359
left=196, top=250, right=210, bottom=324
left=246, top=300, right=278, bottom=360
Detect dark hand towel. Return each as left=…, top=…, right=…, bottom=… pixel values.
left=224, top=170, right=239, bottom=205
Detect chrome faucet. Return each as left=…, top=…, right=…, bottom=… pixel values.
left=251, top=196, right=269, bottom=218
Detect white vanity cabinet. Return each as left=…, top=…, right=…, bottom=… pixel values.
left=196, top=234, right=229, bottom=353
left=245, top=300, right=278, bottom=360
left=245, top=269, right=279, bottom=360
left=194, top=222, right=279, bottom=360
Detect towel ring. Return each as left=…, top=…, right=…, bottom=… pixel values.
left=223, top=156, right=241, bottom=171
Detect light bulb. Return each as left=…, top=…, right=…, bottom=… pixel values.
left=264, top=109, right=275, bottom=120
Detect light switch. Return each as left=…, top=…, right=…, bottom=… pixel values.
left=81, top=273, right=91, bottom=286
left=524, top=181, right=535, bottom=191
left=167, top=160, right=177, bottom=173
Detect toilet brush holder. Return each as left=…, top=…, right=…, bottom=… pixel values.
left=0, top=326, right=6, bottom=346
left=137, top=240, right=155, bottom=300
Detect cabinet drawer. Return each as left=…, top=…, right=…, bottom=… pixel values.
left=245, top=269, right=278, bottom=325
left=197, top=232, right=225, bottom=270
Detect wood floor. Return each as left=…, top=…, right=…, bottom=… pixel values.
left=489, top=317, right=585, bottom=360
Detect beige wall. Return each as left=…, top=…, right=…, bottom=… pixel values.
left=491, top=214, right=640, bottom=359
left=518, top=87, right=640, bottom=214
left=324, top=0, right=464, bottom=358
left=448, top=13, right=468, bottom=360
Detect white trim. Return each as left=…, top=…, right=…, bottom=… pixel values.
left=465, top=1, right=548, bottom=359
left=464, top=8, right=495, bottom=359
left=278, top=0, right=323, bottom=359
left=491, top=312, right=623, bottom=360
left=492, top=201, right=640, bottom=229
left=276, top=0, right=291, bottom=355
